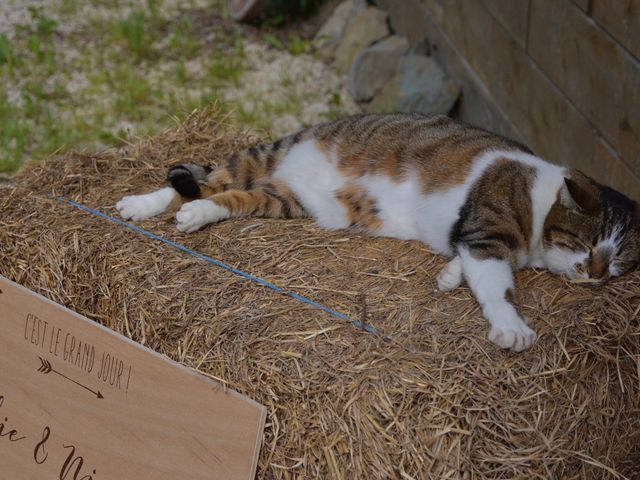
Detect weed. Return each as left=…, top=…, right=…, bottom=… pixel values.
left=29, top=6, right=58, bottom=36
left=0, top=34, right=15, bottom=66
left=169, top=16, right=200, bottom=58
left=19, top=6, right=58, bottom=71
left=206, top=56, right=244, bottom=86
left=116, top=10, right=157, bottom=61
left=265, top=34, right=284, bottom=50
left=106, top=67, right=157, bottom=118
left=146, top=0, right=163, bottom=21
left=175, top=61, right=188, bottom=84
left=0, top=90, right=29, bottom=172
left=323, top=92, right=344, bottom=121
left=57, top=0, right=79, bottom=17
left=0, top=1, right=347, bottom=174
left=265, top=33, right=309, bottom=55
left=285, top=34, right=310, bottom=55
left=205, top=34, right=246, bottom=87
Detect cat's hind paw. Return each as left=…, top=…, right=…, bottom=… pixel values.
left=116, top=188, right=175, bottom=221
left=176, top=200, right=230, bottom=233
left=488, top=320, right=536, bottom=352
left=437, top=256, right=463, bottom=291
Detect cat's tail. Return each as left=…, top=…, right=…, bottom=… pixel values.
left=167, top=164, right=212, bottom=198
left=168, top=130, right=308, bottom=199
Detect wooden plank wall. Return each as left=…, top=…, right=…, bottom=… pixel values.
left=383, top=0, right=640, bottom=199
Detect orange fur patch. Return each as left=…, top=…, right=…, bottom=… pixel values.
left=336, top=185, right=384, bottom=231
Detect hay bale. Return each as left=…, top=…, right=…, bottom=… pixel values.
left=2, top=109, right=639, bottom=479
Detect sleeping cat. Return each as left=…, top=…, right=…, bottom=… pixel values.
left=116, top=114, right=640, bottom=352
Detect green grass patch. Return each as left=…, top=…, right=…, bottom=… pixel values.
left=265, top=33, right=310, bottom=55
left=0, top=0, right=343, bottom=174
left=113, top=10, right=159, bottom=61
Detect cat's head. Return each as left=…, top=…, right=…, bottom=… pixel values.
left=542, top=170, right=640, bottom=282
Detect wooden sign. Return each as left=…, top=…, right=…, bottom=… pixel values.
left=0, top=276, right=266, bottom=479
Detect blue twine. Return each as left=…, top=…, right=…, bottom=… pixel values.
left=54, top=196, right=391, bottom=342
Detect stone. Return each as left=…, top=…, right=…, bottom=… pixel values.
left=347, top=35, right=409, bottom=101
left=378, top=0, right=431, bottom=46
left=313, top=0, right=367, bottom=56
left=368, top=55, right=460, bottom=115
left=334, top=6, right=390, bottom=72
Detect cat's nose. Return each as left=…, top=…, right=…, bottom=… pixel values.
left=588, top=266, right=610, bottom=282
left=589, top=256, right=609, bottom=280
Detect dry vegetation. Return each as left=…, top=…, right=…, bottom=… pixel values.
left=1, top=110, right=639, bottom=479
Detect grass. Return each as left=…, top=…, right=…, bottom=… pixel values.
left=0, top=1, right=240, bottom=173
left=265, top=32, right=311, bottom=55
left=0, top=0, right=354, bottom=174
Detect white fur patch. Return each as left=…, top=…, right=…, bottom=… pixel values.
left=459, top=246, right=536, bottom=352
left=593, top=225, right=623, bottom=278
left=437, top=256, right=463, bottom=291
left=543, top=247, right=589, bottom=279
left=524, top=156, right=566, bottom=258
left=273, top=140, right=350, bottom=229
left=352, top=150, right=506, bottom=255
left=116, top=187, right=177, bottom=220
left=354, top=172, right=461, bottom=253
left=274, top=144, right=568, bottom=272
left=176, top=200, right=230, bottom=233
left=597, top=225, right=623, bottom=253
left=475, top=151, right=567, bottom=271
left=609, top=262, right=623, bottom=277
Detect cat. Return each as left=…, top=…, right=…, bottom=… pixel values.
left=116, top=113, right=640, bottom=352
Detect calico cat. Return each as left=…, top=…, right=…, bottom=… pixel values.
left=116, top=113, right=640, bottom=352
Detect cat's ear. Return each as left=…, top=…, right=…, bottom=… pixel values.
left=560, top=176, right=599, bottom=213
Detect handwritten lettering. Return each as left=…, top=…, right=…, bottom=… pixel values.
left=63, top=334, right=95, bottom=374
left=97, top=351, right=132, bottom=392
left=34, top=426, right=50, bottom=464
left=49, top=326, right=63, bottom=356
left=24, top=313, right=48, bottom=349
left=60, top=444, right=97, bottom=480
left=22, top=313, right=133, bottom=394
left=2, top=394, right=98, bottom=475
left=0, top=396, right=26, bottom=443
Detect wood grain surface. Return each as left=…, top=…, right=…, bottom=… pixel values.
left=0, top=275, right=265, bottom=480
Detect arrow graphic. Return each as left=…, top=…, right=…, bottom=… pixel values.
left=37, top=357, right=104, bottom=399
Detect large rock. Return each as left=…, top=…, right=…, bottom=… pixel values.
left=313, top=0, right=367, bottom=56
left=347, top=35, right=409, bottom=101
left=334, top=6, right=390, bottom=72
left=371, top=0, right=431, bottom=46
left=368, top=54, right=460, bottom=114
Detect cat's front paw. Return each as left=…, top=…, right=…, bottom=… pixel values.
left=488, top=320, right=536, bottom=352
left=116, top=195, right=161, bottom=221
left=436, top=256, right=463, bottom=291
left=176, top=200, right=230, bottom=233
left=116, top=187, right=175, bottom=221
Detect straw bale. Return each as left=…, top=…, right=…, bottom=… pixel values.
left=1, top=109, right=639, bottom=479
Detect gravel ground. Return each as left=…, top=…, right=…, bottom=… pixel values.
left=0, top=0, right=358, bottom=172
left=224, top=41, right=358, bottom=137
